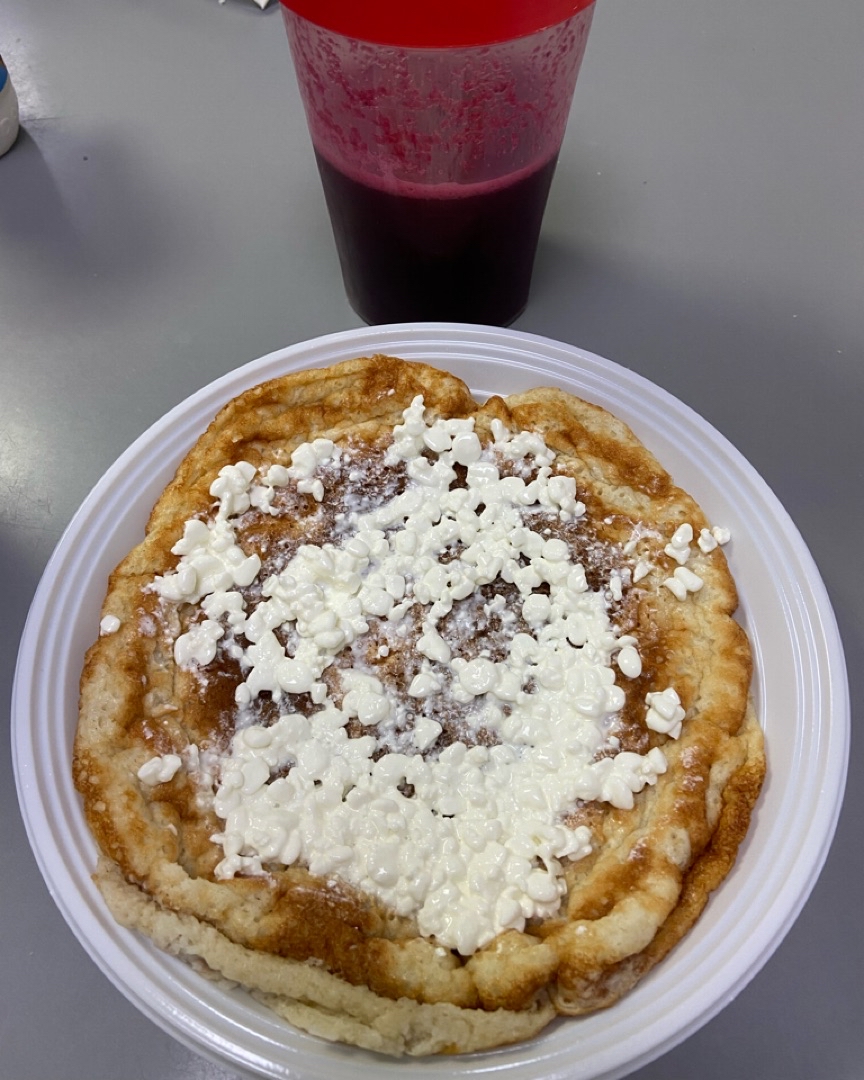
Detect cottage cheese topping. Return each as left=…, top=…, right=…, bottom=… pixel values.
left=137, top=753, right=182, bottom=786
left=99, top=614, right=121, bottom=636
left=152, top=397, right=693, bottom=955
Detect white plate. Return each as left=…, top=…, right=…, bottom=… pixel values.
left=13, top=324, right=849, bottom=1080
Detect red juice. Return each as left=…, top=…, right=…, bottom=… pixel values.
left=314, top=152, right=559, bottom=326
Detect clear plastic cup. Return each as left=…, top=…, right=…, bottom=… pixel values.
left=280, top=0, right=595, bottom=326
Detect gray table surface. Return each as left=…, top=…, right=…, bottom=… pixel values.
left=2, top=1, right=861, bottom=1078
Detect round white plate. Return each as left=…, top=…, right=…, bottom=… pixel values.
left=13, top=324, right=849, bottom=1080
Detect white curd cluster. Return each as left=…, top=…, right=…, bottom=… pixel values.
left=143, top=396, right=695, bottom=955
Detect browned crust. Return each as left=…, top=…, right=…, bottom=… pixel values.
left=74, top=355, right=764, bottom=1054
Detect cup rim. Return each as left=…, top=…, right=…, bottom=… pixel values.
left=279, top=0, right=595, bottom=49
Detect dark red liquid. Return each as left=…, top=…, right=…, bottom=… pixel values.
left=314, top=152, right=558, bottom=326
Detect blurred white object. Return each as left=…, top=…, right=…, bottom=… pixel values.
left=218, top=0, right=272, bottom=8
left=0, top=53, right=20, bottom=157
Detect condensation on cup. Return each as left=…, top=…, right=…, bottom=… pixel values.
left=280, top=0, right=595, bottom=326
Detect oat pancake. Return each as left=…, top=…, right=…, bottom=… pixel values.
left=74, top=356, right=764, bottom=1056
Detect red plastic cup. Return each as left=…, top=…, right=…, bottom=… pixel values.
left=280, top=0, right=596, bottom=326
